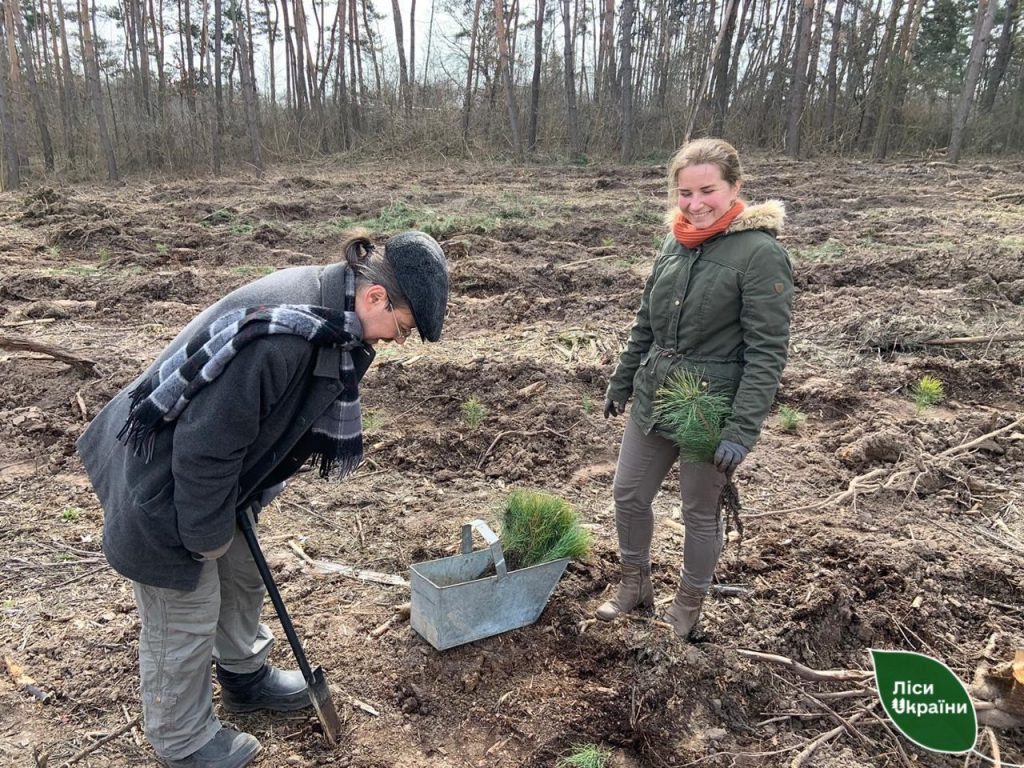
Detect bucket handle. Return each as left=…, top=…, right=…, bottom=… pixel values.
left=461, top=519, right=507, bottom=581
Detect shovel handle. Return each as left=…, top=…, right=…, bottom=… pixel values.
left=237, top=507, right=315, bottom=682
left=461, top=519, right=507, bottom=580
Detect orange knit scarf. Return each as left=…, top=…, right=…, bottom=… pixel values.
left=672, top=200, right=745, bottom=249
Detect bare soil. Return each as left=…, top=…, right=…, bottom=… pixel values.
left=1, top=156, right=1023, bottom=768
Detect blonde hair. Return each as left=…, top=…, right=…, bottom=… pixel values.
left=665, top=138, right=743, bottom=223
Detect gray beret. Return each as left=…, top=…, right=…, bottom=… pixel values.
left=384, top=231, right=450, bottom=342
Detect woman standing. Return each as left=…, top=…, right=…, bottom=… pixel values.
left=597, top=138, right=793, bottom=639
left=77, top=229, right=448, bottom=768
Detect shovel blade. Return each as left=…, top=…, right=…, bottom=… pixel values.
left=307, top=666, right=342, bottom=745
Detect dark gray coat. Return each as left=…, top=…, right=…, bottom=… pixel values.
left=77, top=263, right=374, bottom=590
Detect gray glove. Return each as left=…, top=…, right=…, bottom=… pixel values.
left=713, top=440, right=748, bottom=473
left=604, top=398, right=626, bottom=418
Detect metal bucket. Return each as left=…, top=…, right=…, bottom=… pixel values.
left=410, top=519, right=569, bottom=650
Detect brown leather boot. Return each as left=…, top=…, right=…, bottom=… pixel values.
left=663, top=581, right=705, bottom=639
left=595, top=563, right=653, bottom=621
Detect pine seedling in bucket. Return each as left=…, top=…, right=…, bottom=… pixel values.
left=500, top=490, right=591, bottom=570
left=655, top=371, right=731, bottom=463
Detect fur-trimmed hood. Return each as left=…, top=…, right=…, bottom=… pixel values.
left=725, top=200, right=785, bottom=236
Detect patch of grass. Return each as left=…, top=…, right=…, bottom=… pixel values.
left=362, top=409, right=383, bottom=433
left=60, top=506, right=82, bottom=523
left=791, top=238, right=845, bottom=263
left=230, top=265, right=277, bottom=277
left=556, top=743, right=612, bottom=768
left=655, top=371, right=731, bottom=463
left=461, top=397, right=486, bottom=429
left=229, top=222, right=255, bottom=236
left=98, top=247, right=111, bottom=263
left=500, top=490, right=592, bottom=569
left=910, top=374, right=944, bottom=413
left=202, top=208, right=235, bottom=224
left=155, top=242, right=169, bottom=256
left=778, top=405, right=807, bottom=433
left=581, top=395, right=594, bottom=414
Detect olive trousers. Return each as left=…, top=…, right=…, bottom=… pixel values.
left=132, top=525, right=273, bottom=761
left=613, top=418, right=727, bottom=591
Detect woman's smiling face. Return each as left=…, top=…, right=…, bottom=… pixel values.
left=675, top=163, right=741, bottom=229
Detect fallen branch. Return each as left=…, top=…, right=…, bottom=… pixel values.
left=0, top=334, right=98, bottom=375
left=60, top=715, right=142, bottom=767
left=921, top=333, right=1024, bottom=346
left=790, top=706, right=872, bottom=768
left=744, top=415, right=1024, bottom=517
left=288, top=540, right=409, bottom=587
left=736, top=649, right=873, bottom=682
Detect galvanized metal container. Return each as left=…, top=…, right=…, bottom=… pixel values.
left=409, top=519, right=569, bottom=650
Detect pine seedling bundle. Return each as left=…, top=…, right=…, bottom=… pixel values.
left=654, top=371, right=731, bottom=462
left=500, top=489, right=591, bottom=570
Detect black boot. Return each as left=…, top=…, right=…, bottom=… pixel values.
left=159, top=727, right=260, bottom=768
left=216, top=664, right=311, bottom=714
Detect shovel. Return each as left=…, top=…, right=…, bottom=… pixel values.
left=237, top=507, right=342, bottom=745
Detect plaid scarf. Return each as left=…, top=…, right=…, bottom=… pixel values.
left=117, top=270, right=364, bottom=479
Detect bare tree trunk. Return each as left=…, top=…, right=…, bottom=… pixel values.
left=857, top=0, right=901, bottom=150
left=182, top=0, right=196, bottom=112
left=79, top=0, right=117, bottom=179
left=11, top=0, right=54, bottom=170
left=262, top=0, right=277, bottom=105
left=408, top=0, right=416, bottom=106
left=711, top=0, right=741, bottom=136
left=872, top=0, right=921, bottom=159
left=55, top=0, right=76, bottom=163
left=562, top=0, right=581, bottom=158
left=0, top=12, right=21, bottom=189
left=784, top=0, right=814, bottom=158
left=233, top=0, right=264, bottom=176
left=685, top=0, right=736, bottom=142
left=493, top=0, right=522, bottom=155
left=361, top=0, right=380, bottom=98
left=598, top=0, right=615, bottom=105
left=527, top=0, right=544, bottom=150
left=949, top=0, right=998, bottom=163
left=422, top=0, right=435, bottom=92
left=391, top=0, right=411, bottom=116
left=279, top=0, right=294, bottom=109
left=618, top=0, right=634, bottom=160
left=823, top=0, right=845, bottom=142
left=213, top=0, right=223, bottom=172
left=980, top=0, right=1019, bottom=112
left=461, top=0, right=483, bottom=141
left=148, top=0, right=165, bottom=129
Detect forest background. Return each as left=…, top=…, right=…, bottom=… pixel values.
left=0, top=0, right=1022, bottom=187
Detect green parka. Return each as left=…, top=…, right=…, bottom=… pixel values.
left=606, top=200, right=793, bottom=450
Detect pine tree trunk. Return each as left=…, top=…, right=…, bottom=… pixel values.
left=11, top=0, right=54, bottom=170
left=949, top=0, right=998, bottom=163
left=711, top=0, right=741, bottom=137
left=493, top=0, right=522, bottom=156
left=527, top=0, right=544, bottom=150
left=79, top=0, right=117, bottom=179
left=980, top=0, right=1019, bottom=112
left=233, top=1, right=264, bottom=176
left=562, top=0, right=581, bottom=158
left=461, top=0, right=482, bottom=141
left=213, top=0, right=223, bottom=172
left=391, top=0, right=411, bottom=117
left=0, top=13, right=21, bottom=189
left=784, top=0, right=814, bottom=158
left=618, top=0, right=634, bottom=161
left=823, top=0, right=845, bottom=142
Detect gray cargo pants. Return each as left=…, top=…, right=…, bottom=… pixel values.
left=613, top=417, right=727, bottom=591
left=132, top=524, right=273, bottom=761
